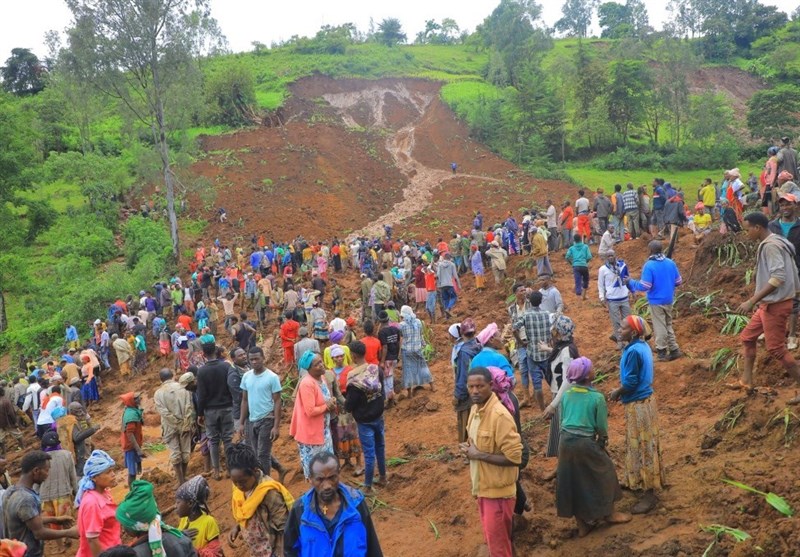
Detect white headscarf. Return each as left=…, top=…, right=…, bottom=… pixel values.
left=400, top=305, right=416, bottom=321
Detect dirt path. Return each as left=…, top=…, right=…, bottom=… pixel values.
left=322, top=84, right=502, bottom=238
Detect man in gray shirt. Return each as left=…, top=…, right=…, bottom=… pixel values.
left=294, top=327, right=321, bottom=363
left=538, top=274, right=564, bottom=315
left=436, top=253, right=461, bottom=319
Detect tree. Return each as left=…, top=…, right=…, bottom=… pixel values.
left=205, top=63, right=256, bottom=126
left=606, top=59, right=650, bottom=143
left=572, top=42, right=608, bottom=148
left=598, top=0, right=649, bottom=38
left=479, top=0, right=548, bottom=87
left=415, top=18, right=461, bottom=44
left=747, top=84, right=800, bottom=139
left=665, top=0, right=701, bottom=38
left=63, top=0, right=224, bottom=261
left=1, top=48, right=46, bottom=96
left=652, top=38, right=694, bottom=147
left=688, top=91, right=733, bottom=142
left=555, top=0, right=599, bottom=38
left=376, top=18, right=407, bottom=46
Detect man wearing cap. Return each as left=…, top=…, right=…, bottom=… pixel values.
left=378, top=311, right=401, bottom=405
left=196, top=338, right=235, bottom=480
left=119, top=392, right=144, bottom=487
left=452, top=319, right=480, bottom=442
left=737, top=211, right=800, bottom=405
left=486, top=241, right=508, bottom=284
left=294, top=327, right=321, bottom=362
left=154, top=369, right=194, bottom=486
left=626, top=241, right=682, bottom=362
left=768, top=190, right=800, bottom=350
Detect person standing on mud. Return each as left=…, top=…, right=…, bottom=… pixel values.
left=460, top=367, right=522, bottom=557
left=609, top=316, right=665, bottom=515
left=196, top=338, right=235, bottom=481
left=154, top=369, right=195, bottom=487
left=733, top=211, right=800, bottom=404
left=767, top=191, right=800, bottom=350
left=437, top=253, right=461, bottom=319
left=625, top=241, right=682, bottom=362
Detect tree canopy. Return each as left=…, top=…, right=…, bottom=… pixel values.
left=1, top=48, right=47, bottom=96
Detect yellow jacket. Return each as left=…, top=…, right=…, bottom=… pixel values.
left=531, top=232, right=548, bottom=258
left=467, top=394, right=522, bottom=499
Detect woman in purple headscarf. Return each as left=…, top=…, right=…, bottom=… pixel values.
left=555, top=357, right=631, bottom=537
left=487, top=367, right=531, bottom=516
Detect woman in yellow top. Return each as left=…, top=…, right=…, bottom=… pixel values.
left=227, top=443, right=293, bottom=557
left=176, top=475, right=223, bottom=557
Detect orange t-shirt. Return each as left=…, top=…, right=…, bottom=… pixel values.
left=361, top=336, right=382, bottom=365
left=177, top=314, right=192, bottom=331
left=436, top=241, right=449, bottom=254
left=562, top=207, right=574, bottom=229
left=424, top=272, right=436, bottom=292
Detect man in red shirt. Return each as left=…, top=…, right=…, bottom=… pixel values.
left=360, top=321, right=382, bottom=365
left=176, top=310, right=192, bottom=332
left=280, top=310, right=300, bottom=365
left=424, top=265, right=438, bottom=323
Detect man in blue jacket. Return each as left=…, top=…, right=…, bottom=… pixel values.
left=284, top=451, right=383, bottom=557
left=626, top=241, right=683, bottom=361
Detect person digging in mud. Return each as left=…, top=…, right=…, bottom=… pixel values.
left=556, top=357, right=631, bottom=536
left=731, top=211, right=800, bottom=404
left=609, top=316, right=665, bottom=515
left=460, top=367, right=523, bottom=557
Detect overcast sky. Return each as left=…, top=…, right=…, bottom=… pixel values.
left=1, top=0, right=798, bottom=61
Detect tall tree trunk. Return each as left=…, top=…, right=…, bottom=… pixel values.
left=152, top=66, right=180, bottom=261
left=0, top=288, right=7, bottom=333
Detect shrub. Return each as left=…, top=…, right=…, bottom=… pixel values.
left=123, top=216, right=172, bottom=269
left=591, top=147, right=666, bottom=170
left=204, top=64, right=257, bottom=127
left=41, top=215, right=116, bottom=264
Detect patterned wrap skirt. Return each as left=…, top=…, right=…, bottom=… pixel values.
left=623, top=396, right=666, bottom=491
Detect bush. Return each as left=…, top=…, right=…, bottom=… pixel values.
left=41, top=215, right=116, bottom=264
left=665, top=140, right=740, bottom=170
left=204, top=64, right=256, bottom=127
left=123, top=216, right=172, bottom=269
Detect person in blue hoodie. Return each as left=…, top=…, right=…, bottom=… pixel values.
left=626, top=240, right=682, bottom=362
left=609, top=315, right=665, bottom=516
left=284, top=451, right=383, bottom=557
left=650, top=178, right=667, bottom=238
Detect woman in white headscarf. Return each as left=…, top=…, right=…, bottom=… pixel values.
left=398, top=306, right=434, bottom=397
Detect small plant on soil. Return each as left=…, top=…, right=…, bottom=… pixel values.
left=717, top=402, right=745, bottom=431
left=143, top=442, right=167, bottom=452
left=429, top=520, right=440, bottom=540
left=710, top=348, right=740, bottom=380
left=386, top=457, right=411, bottom=467
left=767, top=407, right=800, bottom=448
left=690, top=290, right=722, bottom=317
left=722, top=479, right=794, bottom=517
left=699, top=524, right=754, bottom=557
left=633, top=296, right=650, bottom=318
left=721, top=314, right=749, bottom=335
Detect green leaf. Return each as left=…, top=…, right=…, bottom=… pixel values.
left=765, top=493, right=794, bottom=517
left=722, top=479, right=764, bottom=495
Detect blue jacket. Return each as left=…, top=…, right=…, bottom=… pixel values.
left=285, top=484, right=383, bottom=557
left=653, top=186, right=666, bottom=210
left=454, top=338, right=482, bottom=401
left=628, top=255, right=681, bottom=305
left=620, top=339, right=654, bottom=403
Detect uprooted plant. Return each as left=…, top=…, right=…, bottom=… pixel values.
left=767, top=407, right=800, bottom=448
left=722, top=479, right=794, bottom=517
left=699, top=524, right=756, bottom=557
left=710, top=348, right=740, bottom=380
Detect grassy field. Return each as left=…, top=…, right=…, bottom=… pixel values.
left=564, top=165, right=762, bottom=194
left=16, top=180, right=85, bottom=213
left=205, top=43, right=488, bottom=110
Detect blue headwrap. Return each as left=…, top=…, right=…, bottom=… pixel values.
left=51, top=406, right=67, bottom=420
left=298, top=350, right=316, bottom=372
left=75, top=450, right=116, bottom=507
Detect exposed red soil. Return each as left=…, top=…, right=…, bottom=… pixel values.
left=19, top=76, right=800, bottom=557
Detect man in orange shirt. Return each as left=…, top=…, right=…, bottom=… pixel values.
left=280, top=310, right=300, bottom=365
left=360, top=321, right=382, bottom=365
left=176, top=310, right=192, bottom=332
left=436, top=237, right=449, bottom=254
left=560, top=201, right=574, bottom=250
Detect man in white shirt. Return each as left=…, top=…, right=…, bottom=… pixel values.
left=545, top=199, right=558, bottom=251
left=329, top=315, right=347, bottom=333
left=597, top=250, right=631, bottom=349
left=598, top=224, right=616, bottom=258
left=22, top=377, right=42, bottom=429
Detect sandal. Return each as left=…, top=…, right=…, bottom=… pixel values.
left=725, top=380, right=753, bottom=393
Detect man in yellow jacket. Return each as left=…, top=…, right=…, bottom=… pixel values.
left=460, top=367, right=523, bottom=557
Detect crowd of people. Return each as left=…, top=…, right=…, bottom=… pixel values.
left=2, top=137, right=800, bottom=556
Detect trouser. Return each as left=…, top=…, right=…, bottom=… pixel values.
left=357, top=418, right=386, bottom=487
left=204, top=407, right=234, bottom=472
left=561, top=229, right=573, bottom=249
left=741, top=299, right=795, bottom=368
left=440, top=286, right=457, bottom=311
left=245, top=415, right=284, bottom=475
left=523, top=355, right=547, bottom=392
left=164, top=428, right=192, bottom=465
left=373, top=303, right=385, bottom=321
left=626, top=210, right=640, bottom=238
left=454, top=255, right=464, bottom=273
left=516, top=347, right=529, bottom=387
left=572, top=266, right=589, bottom=295
left=455, top=398, right=472, bottom=443
left=548, top=227, right=559, bottom=251
left=477, top=497, right=515, bottom=557
left=612, top=216, right=624, bottom=241
left=598, top=217, right=608, bottom=236
left=536, top=256, right=552, bottom=276
left=650, top=303, right=679, bottom=352
left=491, top=267, right=505, bottom=284
left=607, top=299, right=631, bottom=340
